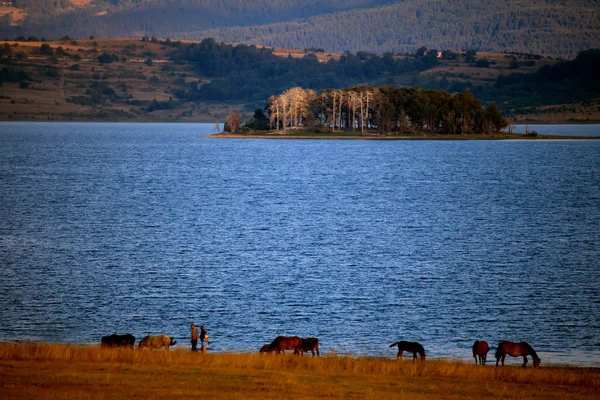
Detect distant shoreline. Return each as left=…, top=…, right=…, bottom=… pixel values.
left=205, top=132, right=600, bottom=140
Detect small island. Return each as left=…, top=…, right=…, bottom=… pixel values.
left=208, top=85, right=598, bottom=140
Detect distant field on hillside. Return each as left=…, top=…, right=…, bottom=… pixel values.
left=0, top=38, right=598, bottom=123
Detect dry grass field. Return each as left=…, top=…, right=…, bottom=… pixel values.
left=0, top=38, right=241, bottom=122
left=0, top=343, right=598, bottom=399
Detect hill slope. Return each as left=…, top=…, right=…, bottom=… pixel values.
left=179, top=0, right=600, bottom=59
left=0, top=0, right=599, bottom=59
left=1, top=38, right=598, bottom=123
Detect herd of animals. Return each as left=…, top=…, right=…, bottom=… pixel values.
left=100, top=333, right=541, bottom=367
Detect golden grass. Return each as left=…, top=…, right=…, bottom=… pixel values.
left=0, top=343, right=598, bottom=399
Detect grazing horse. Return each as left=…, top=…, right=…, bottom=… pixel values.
left=259, top=344, right=272, bottom=353
left=495, top=341, right=541, bottom=368
left=101, top=334, right=136, bottom=348
left=472, top=340, right=490, bottom=365
left=260, top=336, right=302, bottom=354
left=298, top=337, right=320, bottom=357
left=138, top=335, right=177, bottom=351
left=389, top=341, right=426, bottom=361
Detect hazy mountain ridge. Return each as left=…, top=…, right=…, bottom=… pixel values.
left=1, top=0, right=393, bottom=38
left=179, top=0, right=600, bottom=58
left=1, top=0, right=598, bottom=58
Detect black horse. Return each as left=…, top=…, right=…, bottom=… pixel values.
left=389, top=341, right=426, bottom=361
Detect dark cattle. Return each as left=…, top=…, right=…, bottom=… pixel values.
left=101, top=334, right=136, bottom=348
left=298, top=337, right=320, bottom=356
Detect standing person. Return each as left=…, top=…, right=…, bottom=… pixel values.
left=190, top=323, right=199, bottom=352
left=199, top=325, right=208, bottom=352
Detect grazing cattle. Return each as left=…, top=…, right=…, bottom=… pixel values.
left=101, top=334, right=136, bottom=348
left=298, top=337, right=320, bottom=357
left=389, top=341, right=426, bottom=361
left=139, top=335, right=177, bottom=351
left=472, top=340, right=490, bottom=365
left=495, top=341, right=541, bottom=368
left=260, top=336, right=302, bottom=354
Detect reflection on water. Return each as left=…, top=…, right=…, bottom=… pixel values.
left=0, top=122, right=599, bottom=366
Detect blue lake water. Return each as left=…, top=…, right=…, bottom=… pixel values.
left=1, top=122, right=599, bottom=366
left=512, top=124, right=600, bottom=137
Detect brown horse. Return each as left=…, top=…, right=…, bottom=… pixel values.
left=389, top=341, right=426, bottom=361
left=495, top=341, right=541, bottom=368
left=259, top=336, right=302, bottom=354
left=138, top=335, right=177, bottom=351
left=472, top=340, right=490, bottom=365
left=298, top=337, right=320, bottom=356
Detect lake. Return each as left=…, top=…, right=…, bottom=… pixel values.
left=1, top=122, right=599, bottom=366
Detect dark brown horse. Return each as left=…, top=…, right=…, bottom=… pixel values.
left=495, top=341, right=541, bottom=368
left=259, top=336, right=302, bottom=354
left=101, top=334, right=136, bottom=348
left=298, top=337, right=320, bottom=356
left=389, top=341, right=426, bottom=361
left=472, top=340, right=490, bottom=365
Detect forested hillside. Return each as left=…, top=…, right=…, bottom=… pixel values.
left=186, top=0, right=600, bottom=59
left=1, top=0, right=598, bottom=59
left=0, top=0, right=391, bottom=39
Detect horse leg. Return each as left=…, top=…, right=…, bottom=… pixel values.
left=412, top=352, right=417, bottom=361
left=522, top=356, right=528, bottom=367
left=482, top=354, right=486, bottom=365
left=474, top=354, right=478, bottom=365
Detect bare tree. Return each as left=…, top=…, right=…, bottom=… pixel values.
left=225, top=112, right=242, bottom=133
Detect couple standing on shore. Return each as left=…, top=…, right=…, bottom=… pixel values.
left=190, top=323, right=208, bottom=352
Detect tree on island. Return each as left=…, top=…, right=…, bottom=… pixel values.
left=256, top=85, right=506, bottom=135
left=224, top=112, right=242, bottom=133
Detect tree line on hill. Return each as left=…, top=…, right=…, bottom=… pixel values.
left=167, top=38, right=444, bottom=105
left=226, top=85, right=507, bottom=135
left=183, top=0, right=600, bottom=59
left=2, top=0, right=597, bottom=59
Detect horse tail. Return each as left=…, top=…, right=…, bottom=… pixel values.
left=472, top=340, right=479, bottom=356
left=389, top=342, right=399, bottom=348
left=494, top=342, right=505, bottom=359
